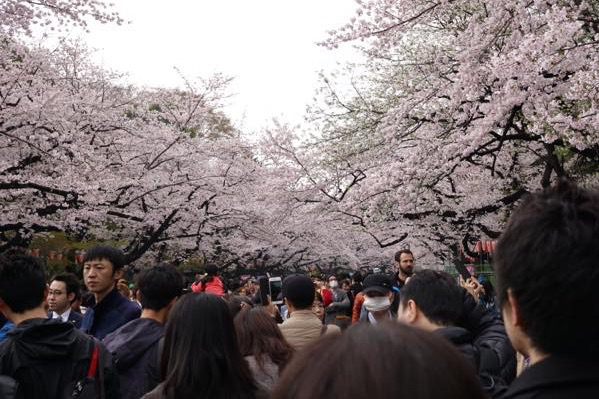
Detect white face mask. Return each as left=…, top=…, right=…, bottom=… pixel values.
left=363, top=296, right=391, bottom=312
left=329, top=280, right=339, bottom=289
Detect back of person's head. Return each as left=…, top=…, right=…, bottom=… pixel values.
left=161, top=293, right=256, bottom=399
left=352, top=272, right=363, bottom=284
left=51, top=272, right=80, bottom=302
left=282, top=275, right=315, bottom=310
left=136, top=263, right=184, bottom=311
left=0, top=249, right=46, bottom=314
left=234, top=307, right=293, bottom=371
left=228, top=295, right=254, bottom=319
left=272, top=323, right=486, bottom=399
left=399, top=270, right=463, bottom=326
left=495, top=181, right=599, bottom=356
left=83, top=245, right=125, bottom=272
left=205, top=263, right=218, bottom=276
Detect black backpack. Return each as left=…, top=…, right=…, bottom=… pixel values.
left=6, top=338, right=105, bottom=399
left=72, top=340, right=105, bottom=399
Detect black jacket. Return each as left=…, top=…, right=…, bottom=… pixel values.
left=436, top=326, right=479, bottom=366
left=502, top=355, right=599, bottom=398
left=103, top=318, right=164, bottom=399
left=0, top=318, right=120, bottom=399
left=458, top=289, right=517, bottom=384
left=436, top=326, right=507, bottom=398
left=81, top=288, right=141, bottom=340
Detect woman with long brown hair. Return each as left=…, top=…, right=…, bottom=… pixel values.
left=234, top=307, right=294, bottom=393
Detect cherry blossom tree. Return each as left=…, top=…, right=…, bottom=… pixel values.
left=0, top=2, right=272, bottom=266
left=273, top=0, right=599, bottom=261
left=0, top=0, right=122, bottom=35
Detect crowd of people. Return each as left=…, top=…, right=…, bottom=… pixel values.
left=0, top=181, right=598, bottom=398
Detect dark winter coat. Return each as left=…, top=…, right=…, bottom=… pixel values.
left=81, top=288, right=141, bottom=340
left=103, top=318, right=164, bottom=399
left=458, top=289, right=517, bottom=384
left=0, top=318, right=120, bottom=399
left=502, top=355, right=599, bottom=399
left=436, top=326, right=507, bottom=398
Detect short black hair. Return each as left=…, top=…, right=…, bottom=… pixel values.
left=83, top=245, right=125, bottom=271
left=282, top=275, right=315, bottom=309
left=495, top=181, right=599, bottom=356
left=0, top=250, right=46, bottom=313
left=51, top=273, right=80, bottom=303
left=352, top=272, right=363, bottom=283
left=400, top=270, right=463, bottom=326
left=136, top=263, right=184, bottom=311
left=394, top=249, right=413, bottom=262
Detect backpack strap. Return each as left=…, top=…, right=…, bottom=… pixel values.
left=86, top=344, right=99, bottom=378
left=87, top=339, right=105, bottom=399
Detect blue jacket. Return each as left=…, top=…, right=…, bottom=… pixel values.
left=81, top=288, right=141, bottom=339
left=104, top=318, right=164, bottom=399
left=0, top=322, right=14, bottom=343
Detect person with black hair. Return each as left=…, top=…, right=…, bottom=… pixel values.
left=350, top=272, right=363, bottom=297
left=272, top=323, right=487, bottom=399
left=495, top=181, right=599, bottom=398
left=142, top=293, right=261, bottom=399
left=104, top=263, right=184, bottom=399
left=0, top=249, right=120, bottom=398
left=47, top=273, right=83, bottom=328
left=190, top=263, right=225, bottom=296
left=81, top=245, right=141, bottom=339
left=398, top=269, right=512, bottom=397
left=279, top=275, right=337, bottom=350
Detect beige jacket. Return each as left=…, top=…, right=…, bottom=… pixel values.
left=279, top=309, right=340, bottom=351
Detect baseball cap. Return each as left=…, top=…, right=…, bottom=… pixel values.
left=363, top=273, right=394, bottom=295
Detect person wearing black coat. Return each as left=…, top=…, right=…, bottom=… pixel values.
left=0, top=250, right=120, bottom=399
left=398, top=270, right=515, bottom=398
left=457, top=288, right=517, bottom=385
left=493, top=183, right=599, bottom=398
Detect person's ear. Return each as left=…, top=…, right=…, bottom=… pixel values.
left=113, top=268, right=124, bottom=280
left=504, top=288, right=523, bottom=327
left=67, top=292, right=75, bottom=303
left=404, top=299, right=418, bottom=324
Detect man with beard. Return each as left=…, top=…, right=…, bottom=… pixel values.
left=394, top=249, right=414, bottom=288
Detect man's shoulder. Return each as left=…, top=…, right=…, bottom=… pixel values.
left=69, top=311, right=83, bottom=323
left=100, top=294, right=141, bottom=323
left=504, top=355, right=599, bottom=399
left=281, top=311, right=321, bottom=328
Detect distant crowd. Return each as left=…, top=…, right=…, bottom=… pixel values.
left=0, top=181, right=598, bottom=399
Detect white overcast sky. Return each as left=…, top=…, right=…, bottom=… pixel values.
left=76, top=0, right=362, bottom=133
